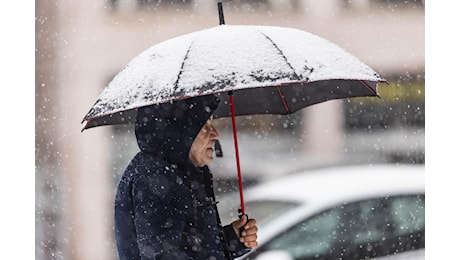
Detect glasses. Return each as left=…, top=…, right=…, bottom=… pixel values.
left=203, top=123, right=214, bottom=132
left=202, top=119, right=217, bottom=134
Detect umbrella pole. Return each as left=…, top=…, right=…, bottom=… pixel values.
left=228, top=91, right=245, bottom=215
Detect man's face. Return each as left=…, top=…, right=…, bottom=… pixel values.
left=189, top=119, right=219, bottom=167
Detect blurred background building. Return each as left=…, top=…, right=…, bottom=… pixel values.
left=35, top=0, right=424, bottom=259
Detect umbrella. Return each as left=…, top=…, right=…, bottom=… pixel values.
left=82, top=2, right=385, bottom=215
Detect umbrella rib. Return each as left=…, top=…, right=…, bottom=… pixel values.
left=173, top=43, right=194, bottom=92
left=259, top=31, right=302, bottom=81
left=276, top=86, right=290, bottom=114
left=359, top=80, right=379, bottom=96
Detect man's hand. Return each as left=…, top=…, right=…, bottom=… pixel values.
left=232, top=215, right=258, bottom=248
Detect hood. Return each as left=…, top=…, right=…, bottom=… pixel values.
left=135, top=95, right=220, bottom=166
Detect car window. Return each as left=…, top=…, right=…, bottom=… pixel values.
left=218, top=199, right=299, bottom=227
left=252, top=194, right=424, bottom=260
left=244, top=200, right=300, bottom=227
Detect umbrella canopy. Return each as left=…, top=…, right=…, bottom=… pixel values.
left=82, top=22, right=385, bottom=216
left=82, top=25, right=384, bottom=130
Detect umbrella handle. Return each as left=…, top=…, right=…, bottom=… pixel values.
left=238, top=212, right=250, bottom=249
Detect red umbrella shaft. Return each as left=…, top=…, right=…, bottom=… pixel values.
left=229, top=93, right=245, bottom=215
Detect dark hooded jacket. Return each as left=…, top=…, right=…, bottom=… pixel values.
left=114, top=95, right=249, bottom=260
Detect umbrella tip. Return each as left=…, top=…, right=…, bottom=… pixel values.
left=217, top=1, right=225, bottom=25
left=80, top=119, right=89, bottom=132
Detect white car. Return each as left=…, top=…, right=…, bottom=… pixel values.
left=217, top=164, right=425, bottom=260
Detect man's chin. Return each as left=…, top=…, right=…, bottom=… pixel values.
left=204, top=155, right=214, bottom=165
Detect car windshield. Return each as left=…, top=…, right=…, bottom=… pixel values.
left=218, top=199, right=299, bottom=227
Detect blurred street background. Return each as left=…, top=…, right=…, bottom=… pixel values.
left=35, top=0, right=424, bottom=259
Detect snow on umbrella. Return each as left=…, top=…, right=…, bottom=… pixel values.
left=82, top=6, right=385, bottom=216
left=82, top=26, right=384, bottom=129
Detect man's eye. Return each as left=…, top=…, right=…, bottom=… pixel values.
left=203, top=125, right=214, bottom=133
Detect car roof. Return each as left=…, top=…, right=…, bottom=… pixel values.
left=243, top=164, right=425, bottom=206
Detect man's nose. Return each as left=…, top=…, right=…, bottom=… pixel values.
left=210, top=126, right=219, bottom=139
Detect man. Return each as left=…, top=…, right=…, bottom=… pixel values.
left=114, top=95, right=258, bottom=259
